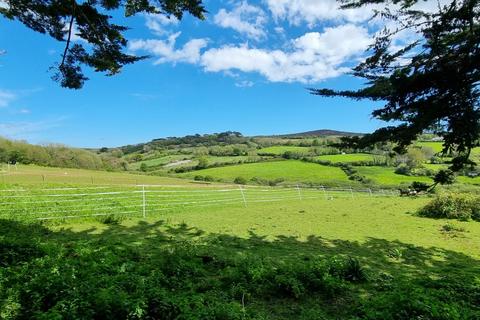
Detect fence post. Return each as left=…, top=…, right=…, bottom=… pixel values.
left=321, top=186, right=327, bottom=200
left=368, top=188, right=372, bottom=197
left=350, top=187, right=354, bottom=199
left=239, top=186, right=247, bottom=207
left=142, top=185, right=146, bottom=218
left=296, top=184, right=302, bottom=200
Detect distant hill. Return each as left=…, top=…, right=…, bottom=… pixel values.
left=117, top=130, right=364, bottom=154
left=273, top=129, right=364, bottom=138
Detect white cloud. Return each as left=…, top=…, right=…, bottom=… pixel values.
left=265, top=0, right=454, bottom=27
left=235, top=80, right=254, bottom=88
left=265, top=0, right=376, bottom=26
left=130, top=23, right=371, bottom=83
left=18, top=109, right=31, bottom=114
left=145, top=14, right=179, bottom=36
left=214, top=2, right=267, bottom=40
left=0, top=117, right=66, bottom=140
left=201, top=24, right=371, bottom=83
left=129, top=32, right=208, bottom=64
left=0, top=89, right=16, bottom=108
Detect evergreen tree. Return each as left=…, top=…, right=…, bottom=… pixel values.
left=1, top=0, right=205, bottom=89
left=310, top=0, right=479, bottom=170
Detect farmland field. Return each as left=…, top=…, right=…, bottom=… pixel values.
left=415, top=141, right=445, bottom=153
left=257, top=146, right=310, bottom=155
left=0, top=164, right=191, bottom=186
left=354, top=166, right=433, bottom=186
left=128, top=155, right=193, bottom=170
left=1, top=163, right=480, bottom=319
left=181, top=160, right=351, bottom=185
left=2, top=190, right=480, bottom=319
left=315, top=153, right=380, bottom=163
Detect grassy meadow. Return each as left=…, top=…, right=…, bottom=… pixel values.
left=355, top=166, right=434, bottom=186
left=2, top=134, right=480, bottom=319
left=257, top=146, right=310, bottom=155
left=181, top=160, right=351, bottom=186
left=0, top=164, right=191, bottom=186
left=315, top=153, right=379, bottom=163
left=2, top=191, right=480, bottom=319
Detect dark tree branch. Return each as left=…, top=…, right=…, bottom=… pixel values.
left=60, top=1, right=76, bottom=69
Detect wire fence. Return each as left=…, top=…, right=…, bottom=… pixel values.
left=0, top=184, right=399, bottom=221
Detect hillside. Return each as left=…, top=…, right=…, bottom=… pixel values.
left=277, top=129, right=364, bottom=138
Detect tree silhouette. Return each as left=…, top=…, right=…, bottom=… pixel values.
left=0, top=0, right=206, bottom=89
left=310, top=0, right=480, bottom=170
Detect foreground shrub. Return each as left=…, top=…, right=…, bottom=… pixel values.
left=233, top=177, right=247, bottom=185
left=358, top=277, right=480, bottom=320
left=418, top=193, right=480, bottom=221
left=0, top=227, right=362, bottom=319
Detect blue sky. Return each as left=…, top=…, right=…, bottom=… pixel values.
left=1, top=0, right=434, bottom=148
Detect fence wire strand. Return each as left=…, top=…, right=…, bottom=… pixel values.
left=0, top=184, right=399, bottom=220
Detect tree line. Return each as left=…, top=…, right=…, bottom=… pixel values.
left=0, top=137, right=126, bottom=171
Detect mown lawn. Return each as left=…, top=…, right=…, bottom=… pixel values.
left=181, top=160, right=350, bottom=185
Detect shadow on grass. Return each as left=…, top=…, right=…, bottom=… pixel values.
left=0, top=218, right=479, bottom=319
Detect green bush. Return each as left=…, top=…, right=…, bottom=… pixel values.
left=0, top=233, right=359, bottom=319
left=418, top=193, right=480, bottom=221
left=395, top=164, right=411, bottom=176
left=97, top=214, right=124, bottom=225
left=203, top=175, right=215, bottom=182
left=410, top=181, right=430, bottom=193
left=358, top=277, right=480, bottom=319
left=233, top=177, right=247, bottom=185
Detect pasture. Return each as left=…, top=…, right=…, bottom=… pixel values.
left=315, top=153, right=380, bottom=163
left=415, top=141, right=445, bottom=153
left=181, top=160, right=351, bottom=185
left=354, top=166, right=433, bottom=186
left=1, top=164, right=480, bottom=319
left=0, top=164, right=191, bottom=186
left=128, top=155, right=193, bottom=170
left=2, top=187, right=480, bottom=318
left=257, top=146, right=310, bottom=155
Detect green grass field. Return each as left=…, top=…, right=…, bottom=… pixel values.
left=58, top=197, right=479, bottom=260
left=257, top=146, right=310, bottom=155
left=354, top=166, right=433, bottom=186
left=0, top=164, right=191, bottom=186
left=2, top=194, right=479, bottom=318
left=129, top=155, right=193, bottom=170
left=415, top=141, right=445, bottom=153
left=1, top=163, right=480, bottom=318
left=181, top=160, right=351, bottom=185
left=315, top=153, right=380, bottom=163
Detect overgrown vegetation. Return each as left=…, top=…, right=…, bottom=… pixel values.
left=418, top=193, right=480, bottom=221
left=0, top=137, right=126, bottom=171
left=0, top=216, right=479, bottom=319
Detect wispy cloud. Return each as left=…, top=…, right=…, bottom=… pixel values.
left=145, top=14, right=179, bottom=36
left=0, top=89, right=16, bottom=108
left=214, top=1, right=267, bottom=40
left=129, top=32, right=208, bottom=65
left=18, top=108, right=31, bottom=114
left=235, top=80, right=254, bottom=88
left=131, top=93, right=158, bottom=101
left=0, top=117, right=67, bottom=140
